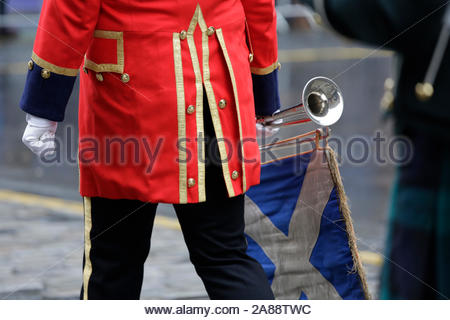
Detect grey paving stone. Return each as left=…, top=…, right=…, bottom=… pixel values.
left=0, top=277, right=44, bottom=300
left=0, top=200, right=208, bottom=299
left=0, top=198, right=378, bottom=300
left=363, top=264, right=381, bottom=299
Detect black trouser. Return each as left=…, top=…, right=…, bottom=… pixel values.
left=80, top=98, right=274, bottom=300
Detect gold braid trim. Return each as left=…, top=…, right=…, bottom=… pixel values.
left=199, top=7, right=235, bottom=197
left=187, top=32, right=206, bottom=202
left=216, top=28, right=247, bottom=192
left=250, top=60, right=280, bottom=75
left=84, top=30, right=124, bottom=74
left=173, top=33, right=188, bottom=204
left=31, top=52, right=79, bottom=77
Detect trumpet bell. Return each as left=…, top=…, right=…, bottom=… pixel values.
left=302, top=77, right=344, bottom=126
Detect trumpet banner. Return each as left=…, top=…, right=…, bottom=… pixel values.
left=244, top=148, right=370, bottom=299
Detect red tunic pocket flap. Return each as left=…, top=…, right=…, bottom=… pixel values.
left=85, top=30, right=124, bottom=74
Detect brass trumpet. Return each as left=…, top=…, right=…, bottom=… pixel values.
left=257, top=77, right=344, bottom=128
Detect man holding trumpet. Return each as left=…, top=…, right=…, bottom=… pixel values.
left=19, top=0, right=282, bottom=300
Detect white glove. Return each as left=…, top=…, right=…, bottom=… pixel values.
left=256, top=115, right=282, bottom=139
left=22, top=114, right=57, bottom=157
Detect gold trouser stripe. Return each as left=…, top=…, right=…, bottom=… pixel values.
left=173, top=33, right=188, bottom=204
left=82, top=197, right=93, bottom=300
left=31, top=52, right=79, bottom=77
left=201, top=31, right=235, bottom=197
left=216, top=29, right=247, bottom=192
left=250, top=60, right=279, bottom=75
left=187, top=33, right=206, bottom=202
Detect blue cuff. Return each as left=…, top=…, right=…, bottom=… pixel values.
left=20, top=64, right=77, bottom=122
left=252, top=69, right=281, bottom=116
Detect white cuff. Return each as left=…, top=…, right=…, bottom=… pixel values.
left=26, top=113, right=57, bottom=128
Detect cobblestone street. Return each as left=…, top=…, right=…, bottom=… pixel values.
left=1, top=5, right=389, bottom=300
left=0, top=198, right=208, bottom=300
left=0, top=192, right=381, bottom=300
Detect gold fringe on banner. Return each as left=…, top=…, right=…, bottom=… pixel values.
left=325, top=147, right=372, bottom=300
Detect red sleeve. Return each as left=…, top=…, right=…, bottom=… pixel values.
left=241, top=0, right=279, bottom=75
left=32, top=0, right=101, bottom=73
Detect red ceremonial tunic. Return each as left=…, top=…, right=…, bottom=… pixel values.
left=21, top=0, right=279, bottom=204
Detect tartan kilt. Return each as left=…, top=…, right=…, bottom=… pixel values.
left=380, top=128, right=450, bottom=299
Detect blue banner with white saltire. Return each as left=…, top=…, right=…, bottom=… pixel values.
left=244, top=149, right=369, bottom=300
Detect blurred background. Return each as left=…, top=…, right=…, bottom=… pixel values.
left=0, top=0, right=395, bottom=299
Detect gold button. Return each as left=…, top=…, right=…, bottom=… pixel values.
left=380, top=91, right=394, bottom=112
left=121, top=73, right=130, bottom=83
left=96, top=73, right=104, bottom=82
left=384, top=78, right=395, bottom=91
left=28, top=60, right=34, bottom=71
left=231, top=170, right=239, bottom=180
left=249, top=53, right=254, bottom=63
left=313, top=13, right=322, bottom=25
left=187, top=105, right=195, bottom=115
left=207, top=26, right=215, bottom=36
left=188, top=178, right=196, bottom=188
left=218, top=99, right=227, bottom=109
left=180, top=30, right=187, bottom=40
left=41, top=69, right=51, bottom=79
left=415, top=82, right=434, bottom=101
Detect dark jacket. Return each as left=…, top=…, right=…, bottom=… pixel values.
left=304, top=0, right=450, bottom=137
